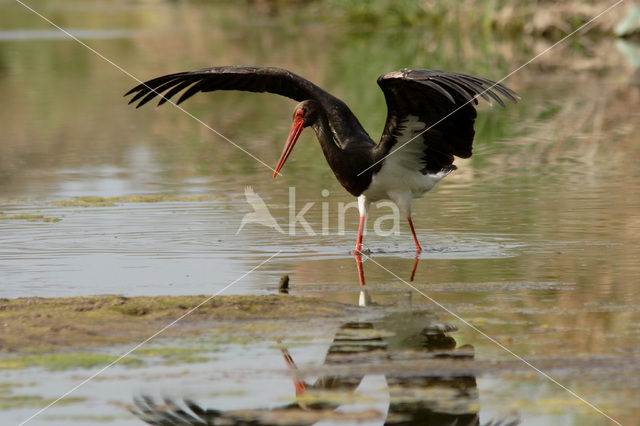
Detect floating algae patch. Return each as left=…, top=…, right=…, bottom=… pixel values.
left=50, top=194, right=222, bottom=207
left=0, top=353, right=143, bottom=371
left=133, top=346, right=212, bottom=365
left=42, top=414, right=117, bottom=423
left=50, top=196, right=116, bottom=207
left=0, top=383, right=86, bottom=409
left=0, top=213, right=60, bottom=222
left=507, top=395, right=614, bottom=416
left=0, top=295, right=356, bottom=354
left=115, top=195, right=222, bottom=203
left=0, top=394, right=85, bottom=410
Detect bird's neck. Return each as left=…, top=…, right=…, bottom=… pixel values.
left=311, top=113, right=373, bottom=197
left=311, top=113, right=341, bottom=155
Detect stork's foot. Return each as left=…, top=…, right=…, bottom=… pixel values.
left=350, top=247, right=371, bottom=255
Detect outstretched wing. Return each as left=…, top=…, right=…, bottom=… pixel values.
left=125, top=65, right=370, bottom=144
left=374, top=69, right=518, bottom=174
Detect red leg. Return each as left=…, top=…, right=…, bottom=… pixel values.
left=410, top=253, right=420, bottom=282
left=278, top=342, right=307, bottom=396
left=408, top=217, right=422, bottom=252
left=351, top=215, right=366, bottom=254
left=354, top=252, right=365, bottom=286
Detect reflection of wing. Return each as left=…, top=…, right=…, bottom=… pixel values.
left=132, top=394, right=332, bottom=425
left=132, top=396, right=239, bottom=426
left=131, top=393, right=519, bottom=426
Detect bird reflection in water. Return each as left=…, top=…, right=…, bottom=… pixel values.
left=132, top=311, right=518, bottom=425
left=354, top=251, right=420, bottom=307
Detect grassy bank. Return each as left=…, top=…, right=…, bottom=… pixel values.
left=0, top=294, right=355, bottom=356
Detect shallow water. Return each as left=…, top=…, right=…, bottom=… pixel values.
left=1, top=1, right=640, bottom=425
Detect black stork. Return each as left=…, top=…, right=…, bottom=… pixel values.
left=125, top=66, right=517, bottom=253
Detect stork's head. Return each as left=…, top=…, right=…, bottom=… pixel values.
left=273, top=100, right=319, bottom=178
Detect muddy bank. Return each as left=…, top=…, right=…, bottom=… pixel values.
left=0, top=294, right=357, bottom=355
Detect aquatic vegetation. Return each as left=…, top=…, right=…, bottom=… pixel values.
left=0, top=213, right=60, bottom=222
left=0, top=353, right=142, bottom=371
left=0, top=393, right=85, bottom=410
left=132, top=347, right=212, bottom=365
left=50, top=194, right=221, bottom=207
left=0, top=295, right=355, bottom=354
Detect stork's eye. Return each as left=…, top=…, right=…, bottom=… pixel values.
left=295, top=110, right=304, bottom=119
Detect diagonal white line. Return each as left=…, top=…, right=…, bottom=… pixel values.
left=359, top=252, right=622, bottom=426
left=14, top=0, right=281, bottom=176
left=17, top=251, right=282, bottom=426
left=358, top=0, right=625, bottom=177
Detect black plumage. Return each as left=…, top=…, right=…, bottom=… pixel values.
left=126, top=66, right=371, bottom=147
left=374, top=69, right=518, bottom=174
left=125, top=65, right=516, bottom=183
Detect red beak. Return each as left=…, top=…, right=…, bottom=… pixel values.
left=273, top=118, right=304, bottom=178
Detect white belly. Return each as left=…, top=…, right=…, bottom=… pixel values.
left=361, top=164, right=452, bottom=215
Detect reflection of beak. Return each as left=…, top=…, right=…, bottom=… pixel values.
left=273, top=118, right=304, bottom=178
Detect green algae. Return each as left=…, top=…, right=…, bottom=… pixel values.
left=134, top=346, right=213, bottom=365
left=0, top=294, right=354, bottom=355
left=292, top=389, right=378, bottom=407
left=0, top=353, right=143, bottom=371
left=50, top=194, right=221, bottom=207
left=0, top=392, right=85, bottom=410
left=42, top=414, right=116, bottom=423
left=0, top=213, right=61, bottom=222
left=0, top=294, right=356, bottom=371
left=50, top=196, right=116, bottom=207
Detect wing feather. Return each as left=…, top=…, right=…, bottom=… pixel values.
left=439, top=74, right=491, bottom=104
left=125, top=65, right=370, bottom=145
left=419, top=80, right=457, bottom=103
left=134, top=78, right=185, bottom=108
left=375, top=69, right=517, bottom=174
left=157, top=77, right=201, bottom=106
